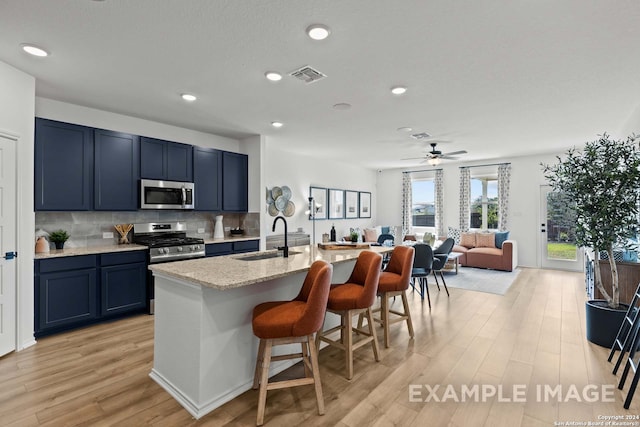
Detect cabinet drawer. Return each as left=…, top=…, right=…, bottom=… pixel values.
left=205, top=243, right=233, bottom=257
left=38, top=255, right=97, bottom=274
left=101, top=251, right=147, bottom=267
left=233, top=240, right=259, bottom=253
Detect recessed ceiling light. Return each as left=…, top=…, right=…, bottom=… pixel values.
left=306, top=24, right=330, bottom=40
left=397, top=127, right=413, bottom=132
left=21, top=44, right=49, bottom=57
left=271, top=121, right=283, bottom=128
left=181, top=93, right=197, bottom=102
left=332, top=103, right=351, bottom=110
left=264, top=71, right=282, bottom=81
left=391, top=86, right=407, bottom=95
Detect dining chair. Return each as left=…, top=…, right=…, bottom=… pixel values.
left=411, top=243, right=434, bottom=308
left=431, top=237, right=453, bottom=297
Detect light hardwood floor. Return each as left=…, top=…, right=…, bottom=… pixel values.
left=1, top=268, right=638, bottom=426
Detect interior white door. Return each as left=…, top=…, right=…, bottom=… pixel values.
left=540, top=185, right=583, bottom=271
left=0, top=133, right=17, bottom=357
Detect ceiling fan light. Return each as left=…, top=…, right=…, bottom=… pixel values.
left=428, top=158, right=440, bottom=166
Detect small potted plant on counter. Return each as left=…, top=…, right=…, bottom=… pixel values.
left=49, top=229, right=70, bottom=250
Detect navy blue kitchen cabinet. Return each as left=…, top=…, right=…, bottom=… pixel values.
left=140, top=137, right=193, bottom=182
left=34, top=118, right=94, bottom=211
left=205, top=239, right=258, bottom=257
left=222, top=151, right=248, bottom=212
left=35, top=255, right=98, bottom=336
left=94, top=129, right=140, bottom=210
left=35, top=250, right=148, bottom=337
left=100, top=252, right=147, bottom=317
left=193, top=146, right=222, bottom=211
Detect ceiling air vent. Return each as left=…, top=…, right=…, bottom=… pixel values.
left=289, top=65, right=327, bottom=84
left=410, top=132, right=432, bottom=140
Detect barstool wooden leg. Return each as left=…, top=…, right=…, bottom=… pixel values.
left=401, top=290, right=415, bottom=338
left=256, top=340, right=273, bottom=426
left=302, top=340, right=311, bottom=378
left=382, top=294, right=390, bottom=348
left=366, top=308, right=380, bottom=362
left=253, top=339, right=266, bottom=389
left=308, top=335, right=325, bottom=415
left=345, top=312, right=354, bottom=379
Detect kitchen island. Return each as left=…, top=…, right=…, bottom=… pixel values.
left=148, top=244, right=392, bottom=419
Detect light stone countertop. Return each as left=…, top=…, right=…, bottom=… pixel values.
left=34, top=244, right=148, bottom=259
left=149, top=244, right=393, bottom=290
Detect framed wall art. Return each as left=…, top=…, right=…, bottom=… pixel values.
left=328, top=189, right=344, bottom=219
left=359, top=191, right=371, bottom=218
left=309, top=186, right=327, bottom=220
left=345, top=190, right=359, bottom=219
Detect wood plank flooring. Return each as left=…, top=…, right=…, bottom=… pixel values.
left=1, top=268, right=638, bottom=426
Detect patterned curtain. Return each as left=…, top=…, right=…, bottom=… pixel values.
left=459, top=167, right=471, bottom=231
left=498, top=164, right=511, bottom=231
left=402, top=172, right=413, bottom=237
left=434, top=169, right=444, bottom=238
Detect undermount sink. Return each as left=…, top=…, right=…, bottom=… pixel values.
left=235, top=250, right=302, bottom=261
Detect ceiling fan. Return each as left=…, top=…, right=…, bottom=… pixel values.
left=402, top=143, right=468, bottom=165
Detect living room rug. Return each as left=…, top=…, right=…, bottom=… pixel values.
left=439, top=267, right=521, bottom=295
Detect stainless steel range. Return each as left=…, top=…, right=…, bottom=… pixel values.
left=133, top=222, right=205, bottom=263
left=134, top=222, right=206, bottom=314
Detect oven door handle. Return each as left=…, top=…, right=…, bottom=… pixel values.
left=181, top=185, right=186, bottom=207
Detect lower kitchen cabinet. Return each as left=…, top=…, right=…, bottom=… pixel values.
left=35, top=251, right=148, bottom=337
left=205, top=239, right=259, bottom=257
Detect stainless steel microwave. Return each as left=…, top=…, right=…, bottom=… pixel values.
left=140, top=179, right=195, bottom=209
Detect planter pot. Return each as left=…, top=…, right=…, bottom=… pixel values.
left=585, top=300, right=628, bottom=348
left=54, top=242, right=64, bottom=250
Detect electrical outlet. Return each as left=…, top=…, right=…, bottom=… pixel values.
left=197, top=228, right=205, bottom=234
left=103, top=232, right=114, bottom=239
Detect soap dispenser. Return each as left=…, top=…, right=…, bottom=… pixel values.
left=330, top=224, right=336, bottom=242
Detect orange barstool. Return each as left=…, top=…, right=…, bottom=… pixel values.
left=374, top=246, right=415, bottom=348
left=252, top=260, right=333, bottom=426
left=316, top=251, right=382, bottom=380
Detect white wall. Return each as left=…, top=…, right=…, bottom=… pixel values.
left=264, top=144, right=377, bottom=245
left=0, top=61, right=36, bottom=350
left=36, top=97, right=240, bottom=152
left=377, top=152, right=566, bottom=269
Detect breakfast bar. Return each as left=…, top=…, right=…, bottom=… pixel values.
left=148, top=244, right=391, bottom=419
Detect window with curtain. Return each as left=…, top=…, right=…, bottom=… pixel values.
left=470, top=176, right=498, bottom=230
left=405, top=170, right=442, bottom=237
left=462, top=163, right=511, bottom=231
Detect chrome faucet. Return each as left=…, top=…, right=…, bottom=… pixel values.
left=272, top=216, right=289, bottom=257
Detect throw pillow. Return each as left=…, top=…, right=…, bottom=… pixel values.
left=363, top=228, right=378, bottom=243
left=460, top=232, right=476, bottom=248
left=494, top=231, right=509, bottom=249
left=381, top=226, right=390, bottom=234
left=447, top=227, right=462, bottom=245
left=476, top=232, right=496, bottom=248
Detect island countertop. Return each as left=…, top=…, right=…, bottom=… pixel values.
left=149, top=244, right=392, bottom=290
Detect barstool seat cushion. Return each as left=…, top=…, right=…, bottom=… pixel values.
left=327, top=283, right=366, bottom=311
left=252, top=301, right=307, bottom=339
left=378, top=271, right=402, bottom=293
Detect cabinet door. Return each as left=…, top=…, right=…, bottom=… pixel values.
left=167, top=142, right=193, bottom=182
left=38, top=269, right=97, bottom=333
left=222, top=151, right=248, bottom=212
left=94, top=129, right=140, bottom=210
left=101, top=262, right=147, bottom=316
left=233, top=240, right=259, bottom=254
left=34, top=118, right=93, bottom=211
left=193, top=146, right=222, bottom=211
left=140, top=136, right=167, bottom=180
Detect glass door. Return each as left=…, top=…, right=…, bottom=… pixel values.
left=540, top=185, right=583, bottom=271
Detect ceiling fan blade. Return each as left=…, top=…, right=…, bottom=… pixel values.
left=442, top=150, right=467, bottom=156
left=439, top=155, right=458, bottom=160
left=401, top=157, right=427, bottom=160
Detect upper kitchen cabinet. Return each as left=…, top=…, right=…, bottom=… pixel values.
left=35, top=118, right=94, bottom=211
left=193, top=146, right=221, bottom=211
left=94, top=129, right=140, bottom=210
left=140, top=137, right=193, bottom=182
left=222, top=151, right=248, bottom=212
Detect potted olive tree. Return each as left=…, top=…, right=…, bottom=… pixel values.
left=542, top=133, right=640, bottom=347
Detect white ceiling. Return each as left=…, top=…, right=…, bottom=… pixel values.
left=1, top=0, right=639, bottom=170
